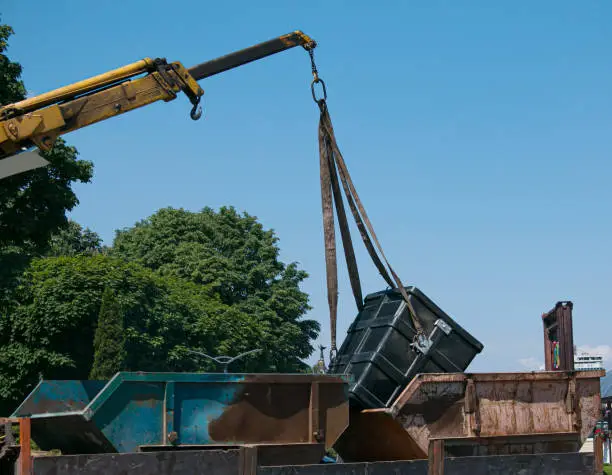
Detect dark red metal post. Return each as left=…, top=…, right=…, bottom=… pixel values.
left=428, top=439, right=444, bottom=475
left=542, top=301, right=575, bottom=371
left=309, top=382, right=321, bottom=443
left=18, top=417, right=31, bottom=475
left=593, top=433, right=604, bottom=474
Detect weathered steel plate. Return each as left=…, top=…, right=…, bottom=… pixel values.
left=30, top=450, right=596, bottom=475
left=12, top=372, right=350, bottom=455
left=335, top=370, right=604, bottom=462
left=31, top=449, right=240, bottom=475
left=138, top=443, right=326, bottom=466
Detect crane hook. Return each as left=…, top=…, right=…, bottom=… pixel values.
left=190, top=97, right=203, bottom=121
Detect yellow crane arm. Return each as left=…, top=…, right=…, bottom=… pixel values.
left=0, top=31, right=315, bottom=160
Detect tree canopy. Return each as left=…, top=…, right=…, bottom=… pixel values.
left=112, top=206, right=320, bottom=371
left=46, top=220, right=105, bottom=257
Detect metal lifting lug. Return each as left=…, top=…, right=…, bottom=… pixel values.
left=411, top=332, right=432, bottom=355
left=434, top=319, right=453, bottom=335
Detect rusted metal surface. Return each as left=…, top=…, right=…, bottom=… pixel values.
left=253, top=443, right=325, bottom=467
left=206, top=379, right=348, bottom=449
left=444, top=453, right=595, bottom=475
left=11, top=381, right=107, bottom=417
left=27, top=450, right=596, bottom=475
left=18, top=418, right=31, bottom=475
left=433, top=433, right=581, bottom=457
left=334, top=408, right=426, bottom=462
left=542, top=301, right=575, bottom=371
left=139, top=443, right=326, bottom=466
left=594, top=434, right=604, bottom=474
left=13, top=372, right=349, bottom=454
left=259, top=453, right=595, bottom=475
left=428, top=439, right=444, bottom=475
left=335, top=371, right=604, bottom=462
left=31, top=449, right=240, bottom=475
left=207, top=382, right=316, bottom=442
left=240, top=446, right=258, bottom=475
left=263, top=461, right=428, bottom=475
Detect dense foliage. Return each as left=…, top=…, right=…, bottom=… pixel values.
left=46, top=220, right=105, bottom=257
left=89, top=288, right=127, bottom=379
left=112, top=206, right=320, bottom=371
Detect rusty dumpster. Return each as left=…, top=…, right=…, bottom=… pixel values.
left=335, top=370, right=604, bottom=462
left=11, top=372, right=350, bottom=458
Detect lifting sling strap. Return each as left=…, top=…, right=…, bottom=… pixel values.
left=306, top=43, right=425, bottom=364
left=318, top=104, right=425, bottom=361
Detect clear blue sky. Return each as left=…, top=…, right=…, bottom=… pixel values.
left=3, top=1, right=611, bottom=371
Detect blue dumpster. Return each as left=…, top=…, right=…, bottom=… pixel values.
left=12, top=372, right=350, bottom=454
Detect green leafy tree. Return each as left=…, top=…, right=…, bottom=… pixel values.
left=112, top=206, right=320, bottom=371
left=0, top=246, right=30, bottom=313
left=0, top=220, right=102, bottom=318
left=0, top=23, right=93, bottom=252
left=46, top=220, right=104, bottom=257
left=89, top=288, right=127, bottom=379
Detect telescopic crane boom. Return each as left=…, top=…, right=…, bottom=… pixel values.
left=0, top=31, right=316, bottom=178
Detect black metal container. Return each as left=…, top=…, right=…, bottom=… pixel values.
left=327, top=286, right=484, bottom=409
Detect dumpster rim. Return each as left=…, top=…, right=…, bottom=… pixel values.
left=83, top=371, right=351, bottom=420
left=392, top=370, right=606, bottom=410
